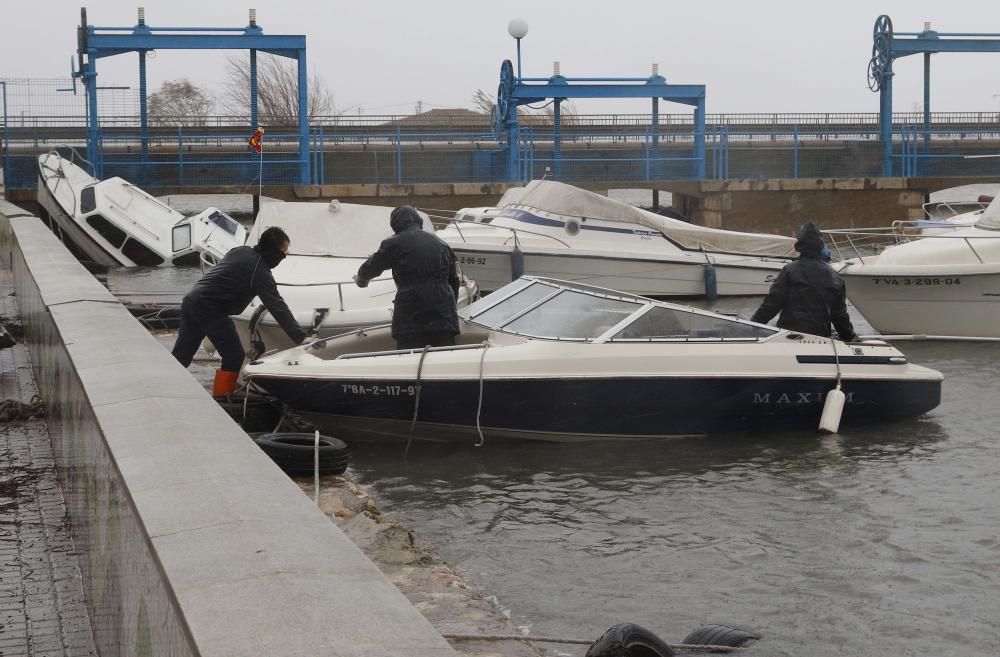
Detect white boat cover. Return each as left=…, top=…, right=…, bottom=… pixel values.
left=504, top=180, right=797, bottom=257
left=248, top=200, right=434, bottom=257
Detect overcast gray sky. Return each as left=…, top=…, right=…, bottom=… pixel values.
left=3, top=0, right=1000, bottom=115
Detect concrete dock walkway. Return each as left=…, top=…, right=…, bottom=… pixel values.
left=0, top=269, right=97, bottom=656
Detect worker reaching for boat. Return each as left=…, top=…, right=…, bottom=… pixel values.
left=354, top=206, right=461, bottom=350
left=172, top=226, right=305, bottom=397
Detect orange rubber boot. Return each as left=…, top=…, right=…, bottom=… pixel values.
left=212, top=369, right=239, bottom=398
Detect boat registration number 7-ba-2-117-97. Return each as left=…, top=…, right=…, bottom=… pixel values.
left=341, top=384, right=417, bottom=396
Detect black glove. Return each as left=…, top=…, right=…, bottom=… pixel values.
left=353, top=274, right=369, bottom=288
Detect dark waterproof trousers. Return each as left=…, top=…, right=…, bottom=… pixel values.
left=171, top=297, right=246, bottom=371
left=396, top=331, right=457, bottom=351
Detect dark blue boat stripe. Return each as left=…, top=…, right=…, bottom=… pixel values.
left=796, top=355, right=905, bottom=365
left=498, top=208, right=661, bottom=236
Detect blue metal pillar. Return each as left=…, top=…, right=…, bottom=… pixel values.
left=296, top=49, right=309, bottom=184
left=506, top=112, right=520, bottom=181
left=879, top=71, right=893, bottom=176
left=84, top=57, right=101, bottom=177
left=553, top=99, right=562, bottom=180
left=923, top=52, right=931, bottom=152
left=139, top=50, right=149, bottom=167
left=0, top=82, right=8, bottom=191
left=651, top=97, right=659, bottom=179
left=694, top=96, right=706, bottom=179
left=250, top=49, right=258, bottom=128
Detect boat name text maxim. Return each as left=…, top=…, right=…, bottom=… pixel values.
left=752, top=391, right=855, bottom=405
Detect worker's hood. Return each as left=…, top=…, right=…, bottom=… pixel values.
left=794, top=221, right=825, bottom=257
left=390, top=206, right=424, bottom=234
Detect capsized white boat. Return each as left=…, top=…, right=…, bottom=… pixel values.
left=833, top=195, right=1000, bottom=338
left=236, top=200, right=478, bottom=351
left=245, top=276, right=942, bottom=443
left=435, top=180, right=798, bottom=297
left=37, top=152, right=246, bottom=267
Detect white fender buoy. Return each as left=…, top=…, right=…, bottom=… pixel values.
left=819, top=384, right=845, bottom=434
left=819, top=337, right=845, bottom=433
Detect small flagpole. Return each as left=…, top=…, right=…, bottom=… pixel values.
left=258, top=128, right=264, bottom=198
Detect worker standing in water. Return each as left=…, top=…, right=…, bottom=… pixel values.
left=751, top=221, right=858, bottom=342
left=172, top=226, right=305, bottom=396
left=354, top=206, right=461, bottom=350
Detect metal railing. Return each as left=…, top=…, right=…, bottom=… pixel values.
left=5, top=110, right=1000, bottom=189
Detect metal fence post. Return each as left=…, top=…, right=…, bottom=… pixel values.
left=177, top=126, right=184, bottom=187
left=319, top=126, right=325, bottom=185
left=395, top=125, right=402, bottom=185
left=792, top=124, right=799, bottom=177
left=0, top=81, right=8, bottom=192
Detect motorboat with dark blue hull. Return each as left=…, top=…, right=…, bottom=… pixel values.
left=245, top=277, right=943, bottom=443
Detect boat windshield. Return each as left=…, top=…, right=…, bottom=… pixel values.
left=462, top=277, right=777, bottom=341
left=208, top=210, right=240, bottom=235
left=608, top=305, right=775, bottom=340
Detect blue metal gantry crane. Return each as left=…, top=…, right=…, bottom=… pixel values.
left=492, top=22, right=706, bottom=182
left=868, top=14, right=1000, bottom=176
left=74, top=7, right=309, bottom=183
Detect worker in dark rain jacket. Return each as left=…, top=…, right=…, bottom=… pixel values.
left=750, top=222, right=859, bottom=342
left=354, top=206, right=461, bottom=350
left=172, top=226, right=306, bottom=396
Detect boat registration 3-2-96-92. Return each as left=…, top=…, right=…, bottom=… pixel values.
left=870, top=277, right=961, bottom=286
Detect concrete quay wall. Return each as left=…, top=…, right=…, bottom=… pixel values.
left=0, top=200, right=457, bottom=657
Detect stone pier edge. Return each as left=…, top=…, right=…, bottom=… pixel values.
left=0, top=200, right=457, bottom=657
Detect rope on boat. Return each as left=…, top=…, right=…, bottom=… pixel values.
left=440, top=633, right=745, bottom=652
left=473, top=341, right=490, bottom=448
left=405, top=345, right=433, bottom=456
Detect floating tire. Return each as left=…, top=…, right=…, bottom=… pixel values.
left=217, top=396, right=284, bottom=433
left=681, top=624, right=760, bottom=648
left=253, top=432, right=350, bottom=475
left=585, top=623, right=675, bottom=657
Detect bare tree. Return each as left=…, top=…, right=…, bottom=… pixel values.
left=471, top=88, right=577, bottom=126
left=148, top=79, right=215, bottom=126
left=223, top=54, right=335, bottom=124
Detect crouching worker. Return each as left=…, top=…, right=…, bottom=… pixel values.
left=750, top=221, right=858, bottom=342
left=172, top=226, right=306, bottom=396
left=354, top=206, right=460, bottom=350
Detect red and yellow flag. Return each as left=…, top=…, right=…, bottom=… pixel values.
left=248, top=127, right=264, bottom=153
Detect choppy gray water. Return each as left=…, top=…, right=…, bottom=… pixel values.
left=343, top=302, right=1000, bottom=657
left=123, top=190, right=1000, bottom=656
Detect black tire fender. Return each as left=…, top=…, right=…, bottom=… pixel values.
left=585, top=623, right=675, bottom=657
left=681, top=624, right=760, bottom=648
left=217, top=396, right=283, bottom=432
left=253, top=432, right=350, bottom=475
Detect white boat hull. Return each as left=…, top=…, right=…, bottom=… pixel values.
left=36, top=171, right=124, bottom=267
left=841, top=268, right=1000, bottom=337
left=452, top=245, right=787, bottom=297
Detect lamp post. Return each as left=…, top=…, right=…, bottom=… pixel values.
left=508, top=18, right=528, bottom=80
